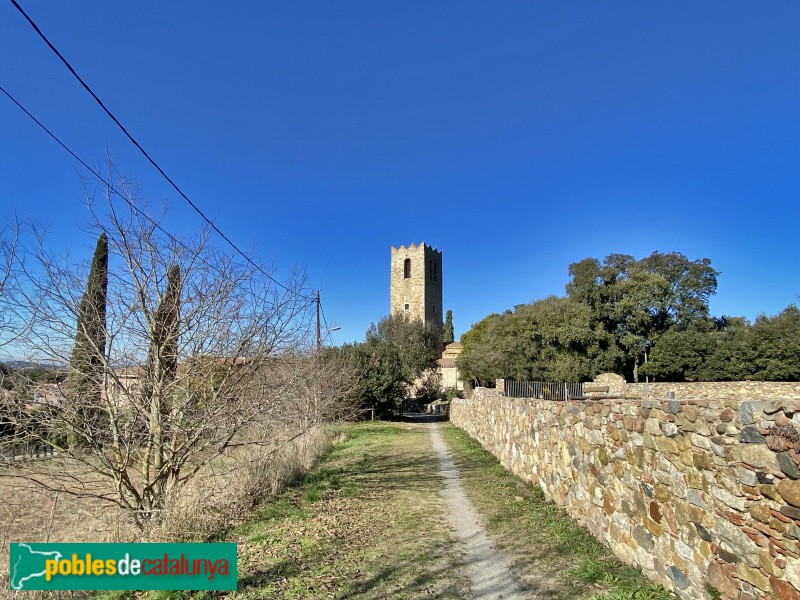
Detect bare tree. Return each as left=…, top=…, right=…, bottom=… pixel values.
left=0, top=216, right=24, bottom=355
left=0, top=164, right=356, bottom=529
left=0, top=219, right=19, bottom=298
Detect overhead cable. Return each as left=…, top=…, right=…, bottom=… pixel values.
left=8, top=0, right=315, bottom=301
left=0, top=83, right=314, bottom=314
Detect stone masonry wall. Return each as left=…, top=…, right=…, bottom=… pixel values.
left=451, top=388, right=800, bottom=600
left=587, top=373, right=800, bottom=403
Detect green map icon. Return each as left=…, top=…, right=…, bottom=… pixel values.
left=9, top=544, right=63, bottom=590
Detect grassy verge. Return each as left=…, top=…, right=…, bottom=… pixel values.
left=440, top=424, right=674, bottom=600
left=232, top=421, right=468, bottom=599
left=109, top=421, right=468, bottom=599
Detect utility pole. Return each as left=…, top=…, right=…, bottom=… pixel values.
left=315, top=291, right=339, bottom=351
left=316, top=289, right=321, bottom=352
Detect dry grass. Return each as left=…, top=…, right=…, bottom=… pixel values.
left=0, top=426, right=333, bottom=599
left=150, top=427, right=331, bottom=543
left=226, top=421, right=470, bottom=600
left=0, top=464, right=133, bottom=600
left=101, top=422, right=471, bottom=599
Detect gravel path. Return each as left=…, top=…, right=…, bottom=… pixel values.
left=429, top=422, right=530, bottom=600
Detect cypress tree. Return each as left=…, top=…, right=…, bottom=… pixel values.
left=443, top=309, right=455, bottom=345
left=147, top=265, right=181, bottom=389
left=142, top=265, right=181, bottom=488
left=67, top=232, right=108, bottom=446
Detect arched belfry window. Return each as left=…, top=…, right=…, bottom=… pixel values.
left=403, top=258, right=411, bottom=279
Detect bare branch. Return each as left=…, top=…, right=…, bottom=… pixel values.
left=0, top=164, right=357, bottom=532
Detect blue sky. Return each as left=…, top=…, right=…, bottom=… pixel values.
left=1, top=1, right=798, bottom=345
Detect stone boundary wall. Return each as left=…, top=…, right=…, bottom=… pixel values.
left=451, top=388, right=800, bottom=600
left=587, top=373, right=800, bottom=402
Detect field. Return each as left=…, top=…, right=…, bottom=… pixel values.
left=0, top=428, right=330, bottom=599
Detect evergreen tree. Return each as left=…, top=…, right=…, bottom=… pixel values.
left=443, top=309, right=454, bottom=345
left=566, top=251, right=718, bottom=381
left=747, top=306, right=800, bottom=381
left=142, top=265, right=181, bottom=404
left=66, top=232, right=108, bottom=446
left=142, top=265, right=182, bottom=491
left=345, top=314, right=440, bottom=415
left=457, top=297, right=603, bottom=384
left=150, top=265, right=181, bottom=385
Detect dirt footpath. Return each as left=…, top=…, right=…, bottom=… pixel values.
left=429, top=423, right=530, bottom=599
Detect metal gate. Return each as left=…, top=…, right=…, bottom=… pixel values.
left=504, top=380, right=584, bottom=400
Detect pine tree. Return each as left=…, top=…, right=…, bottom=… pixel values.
left=443, top=309, right=455, bottom=345
left=66, top=232, right=108, bottom=446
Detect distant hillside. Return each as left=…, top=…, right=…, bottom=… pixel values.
left=0, top=360, right=66, bottom=370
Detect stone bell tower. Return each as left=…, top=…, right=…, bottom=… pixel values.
left=390, top=243, right=443, bottom=339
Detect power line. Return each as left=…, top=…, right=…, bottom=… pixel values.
left=8, top=0, right=315, bottom=302
left=0, top=85, right=164, bottom=234
left=0, top=83, right=314, bottom=314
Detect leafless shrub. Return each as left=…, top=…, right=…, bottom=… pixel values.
left=0, top=162, right=358, bottom=535
left=151, top=427, right=330, bottom=542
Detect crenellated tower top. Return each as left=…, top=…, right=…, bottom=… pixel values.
left=389, top=243, right=443, bottom=339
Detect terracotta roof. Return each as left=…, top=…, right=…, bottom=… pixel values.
left=437, top=358, right=457, bottom=368
left=445, top=342, right=463, bottom=349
